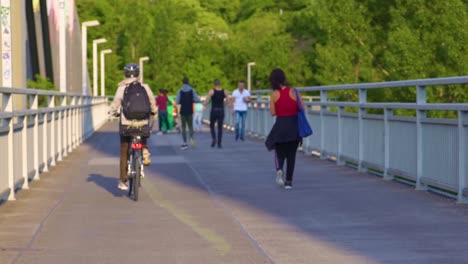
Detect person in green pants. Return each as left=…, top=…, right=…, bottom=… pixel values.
left=176, top=77, right=200, bottom=149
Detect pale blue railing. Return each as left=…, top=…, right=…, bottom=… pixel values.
left=0, top=87, right=108, bottom=201
left=208, top=76, right=468, bottom=203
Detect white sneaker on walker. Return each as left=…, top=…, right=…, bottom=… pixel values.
left=276, top=170, right=284, bottom=187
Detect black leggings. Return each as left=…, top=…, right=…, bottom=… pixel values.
left=274, top=141, right=300, bottom=183
left=210, top=109, right=224, bottom=144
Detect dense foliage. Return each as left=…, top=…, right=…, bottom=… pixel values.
left=77, top=0, right=468, bottom=105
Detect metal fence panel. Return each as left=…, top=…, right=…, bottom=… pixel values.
left=342, top=116, right=359, bottom=159
left=307, top=111, right=321, bottom=151
left=363, top=118, right=385, bottom=168
left=389, top=120, right=417, bottom=177
left=423, top=123, right=459, bottom=188
left=323, top=113, right=339, bottom=155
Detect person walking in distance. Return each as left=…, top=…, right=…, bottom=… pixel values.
left=193, top=101, right=205, bottom=132
left=205, top=79, right=230, bottom=148
left=155, top=88, right=170, bottom=135
left=176, top=77, right=200, bottom=149
left=231, top=80, right=251, bottom=141
left=265, top=69, right=303, bottom=190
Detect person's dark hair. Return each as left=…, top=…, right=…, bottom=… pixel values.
left=159, top=88, right=164, bottom=93
left=182, top=77, right=189, bottom=84
left=269, top=68, right=287, bottom=90
left=214, top=79, right=221, bottom=86
left=238, top=80, right=245, bottom=84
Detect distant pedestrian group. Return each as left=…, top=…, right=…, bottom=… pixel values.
left=150, top=68, right=309, bottom=190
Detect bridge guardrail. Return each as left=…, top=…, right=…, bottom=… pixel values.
left=0, top=87, right=108, bottom=201
left=205, top=76, right=468, bottom=203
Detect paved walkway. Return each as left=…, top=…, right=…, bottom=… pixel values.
left=1, top=122, right=468, bottom=264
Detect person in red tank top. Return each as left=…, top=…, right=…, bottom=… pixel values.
left=265, top=68, right=303, bottom=189
left=274, top=87, right=298, bottom=117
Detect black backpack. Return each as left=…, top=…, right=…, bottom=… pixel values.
left=122, top=82, right=150, bottom=120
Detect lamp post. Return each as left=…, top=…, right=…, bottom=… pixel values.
left=247, top=62, right=255, bottom=91
left=139, top=56, right=149, bottom=83
left=100, top=49, right=112, bottom=96
left=81, top=20, right=100, bottom=95
left=92, top=38, right=107, bottom=96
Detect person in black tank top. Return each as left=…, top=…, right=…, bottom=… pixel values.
left=204, top=79, right=231, bottom=148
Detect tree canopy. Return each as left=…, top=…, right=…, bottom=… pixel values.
left=77, top=0, right=468, bottom=104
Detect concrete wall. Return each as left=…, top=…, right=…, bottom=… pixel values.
left=0, top=0, right=83, bottom=97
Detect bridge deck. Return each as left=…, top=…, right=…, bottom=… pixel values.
left=1, top=122, right=468, bottom=264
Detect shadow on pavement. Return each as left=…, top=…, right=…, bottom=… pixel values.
left=84, top=121, right=468, bottom=264
left=87, top=174, right=125, bottom=198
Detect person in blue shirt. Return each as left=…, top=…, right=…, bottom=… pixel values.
left=176, top=77, right=200, bottom=149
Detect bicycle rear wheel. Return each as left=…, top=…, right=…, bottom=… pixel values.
left=132, top=151, right=141, bottom=201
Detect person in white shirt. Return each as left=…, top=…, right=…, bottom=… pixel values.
left=231, top=80, right=251, bottom=141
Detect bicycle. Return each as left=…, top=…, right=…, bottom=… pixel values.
left=109, top=113, right=154, bottom=201
left=127, top=134, right=145, bottom=201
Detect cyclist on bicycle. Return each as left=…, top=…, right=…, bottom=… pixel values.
left=108, top=63, right=157, bottom=191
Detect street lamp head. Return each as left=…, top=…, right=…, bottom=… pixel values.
left=248, top=62, right=256, bottom=66
left=93, top=38, right=107, bottom=45
left=101, top=49, right=112, bottom=55
left=83, top=20, right=100, bottom=27
left=139, top=56, right=150, bottom=62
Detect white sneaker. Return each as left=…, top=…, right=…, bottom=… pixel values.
left=118, top=181, right=128, bottom=191
left=276, top=170, right=284, bottom=187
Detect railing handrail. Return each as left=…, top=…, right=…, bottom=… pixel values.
left=0, top=86, right=108, bottom=97
left=251, top=76, right=468, bottom=94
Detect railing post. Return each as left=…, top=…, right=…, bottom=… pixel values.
left=73, top=96, right=77, bottom=147
left=416, top=85, right=427, bottom=190
left=358, top=88, right=367, bottom=172
left=383, top=108, right=394, bottom=180
left=320, top=90, right=327, bottom=159
left=337, top=106, right=345, bottom=165
left=32, top=94, right=40, bottom=180
left=62, top=96, right=69, bottom=158
left=42, top=98, right=49, bottom=173
left=66, top=96, right=71, bottom=152
left=457, top=110, right=468, bottom=203
left=4, top=93, right=15, bottom=200
left=21, top=106, right=29, bottom=189
left=57, top=97, right=63, bottom=162
left=78, top=96, right=84, bottom=144
left=70, top=96, right=76, bottom=149
left=264, top=103, right=269, bottom=138
left=49, top=95, right=57, bottom=166
left=67, top=96, right=73, bottom=152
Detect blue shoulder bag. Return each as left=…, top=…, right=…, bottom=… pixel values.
left=294, top=88, right=313, bottom=138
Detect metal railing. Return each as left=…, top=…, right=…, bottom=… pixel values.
left=206, top=76, right=468, bottom=203
left=0, top=87, right=108, bottom=201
